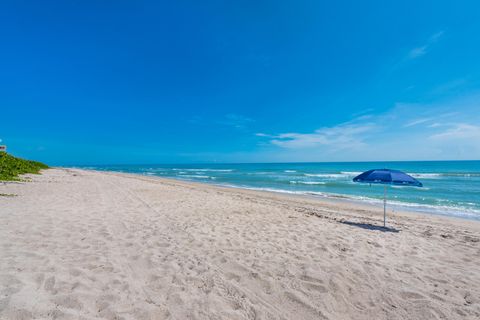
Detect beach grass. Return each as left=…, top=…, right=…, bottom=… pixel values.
left=0, top=151, right=48, bottom=181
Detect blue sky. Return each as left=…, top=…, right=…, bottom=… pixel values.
left=1, top=1, right=480, bottom=165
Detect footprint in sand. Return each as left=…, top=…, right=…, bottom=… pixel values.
left=399, top=291, right=426, bottom=300
left=44, top=276, right=57, bottom=294
left=52, top=294, right=83, bottom=310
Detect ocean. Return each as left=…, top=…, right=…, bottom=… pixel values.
left=78, top=161, right=480, bottom=220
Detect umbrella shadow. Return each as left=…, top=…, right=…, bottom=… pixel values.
left=341, top=221, right=400, bottom=233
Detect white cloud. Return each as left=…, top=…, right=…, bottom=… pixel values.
left=430, top=31, right=445, bottom=42
left=407, top=31, right=444, bottom=60
left=351, top=108, right=374, bottom=117
left=264, top=122, right=378, bottom=150
left=408, top=46, right=428, bottom=59
left=429, top=123, right=480, bottom=141
left=404, top=117, right=433, bottom=127
left=398, top=110, right=461, bottom=128
left=427, top=123, right=480, bottom=158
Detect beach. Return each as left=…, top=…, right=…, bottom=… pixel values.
left=1, top=168, right=479, bottom=319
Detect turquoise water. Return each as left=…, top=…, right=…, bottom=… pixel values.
left=79, top=161, right=480, bottom=220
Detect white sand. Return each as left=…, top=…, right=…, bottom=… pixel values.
left=0, top=168, right=479, bottom=319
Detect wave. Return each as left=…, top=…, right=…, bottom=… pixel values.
left=246, top=171, right=272, bottom=175
left=410, top=173, right=442, bottom=179
left=304, top=173, right=345, bottom=178
left=303, top=171, right=362, bottom=178
left=340, top=171, right=363, bottom=176
left=391, top=185, right=431, bottom=190
left=289, top=181, right=326, bottom=185
left=284, top=170, right=297, bottom=173
left=364, top=199, right=480, bottom=219
left=411, top=172, right=480, bottom=178
left=177, top=174, right=215, bottom=179
left=443, top=173, right=480, bottom=177
left=172, top=168, right=233, bottom=172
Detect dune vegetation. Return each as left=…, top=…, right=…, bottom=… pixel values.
left=0, top=151, right=48, bottom=181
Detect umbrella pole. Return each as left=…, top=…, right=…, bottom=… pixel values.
left=383, top=185, right=387, bottom=227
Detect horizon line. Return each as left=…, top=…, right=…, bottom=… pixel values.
left=62, top=159, right=480, bottom=167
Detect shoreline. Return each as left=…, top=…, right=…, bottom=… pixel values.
left=78, top=167, right=480, bottom=224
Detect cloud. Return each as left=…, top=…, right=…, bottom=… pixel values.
left=351, top=108, right=374, bottom=117
left=407, top=31, right=444, bottom=60
left=408, top=46, right=428, bottom=59
left=403, top=117, right=433, bottom=127
left=260, top=122, right=378, bottom=151
left=429, top=123, right=480, bottom=141
left=426, top=123, right=480, bottom=158
left=401, top=111, right=457, bottom=127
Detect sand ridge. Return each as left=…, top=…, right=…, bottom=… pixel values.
left=0, top=168, right=479, bottom=319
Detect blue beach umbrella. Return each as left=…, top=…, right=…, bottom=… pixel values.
left=353, top=169, right=423, bottom=227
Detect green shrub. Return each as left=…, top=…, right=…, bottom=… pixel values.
left=0, top=151, right=49, bottom=181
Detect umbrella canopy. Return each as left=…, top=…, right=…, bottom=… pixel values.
left=352, top=169, right=423, bottom=227
left=353, top=169, right=422, bottom=187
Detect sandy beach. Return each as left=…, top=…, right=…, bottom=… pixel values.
left=0, top=168, right=479, bottom=319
